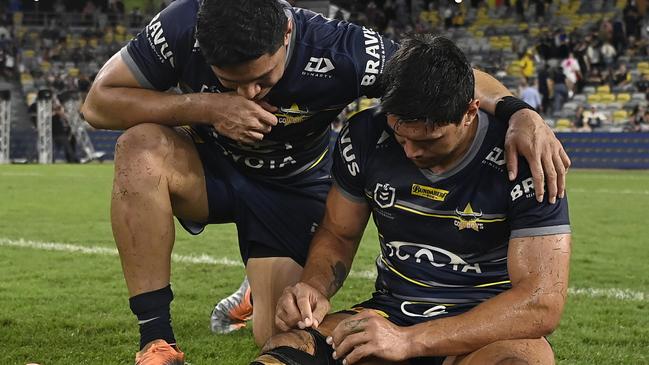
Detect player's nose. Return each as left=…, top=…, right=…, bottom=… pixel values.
left=237, top=83, right=261, bottom=100
left=403, top=140, right=423, bottom=159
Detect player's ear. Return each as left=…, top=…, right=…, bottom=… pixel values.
left=284, top=19, right=293, bottom=46
left=465, top=99, right=480, bottom=124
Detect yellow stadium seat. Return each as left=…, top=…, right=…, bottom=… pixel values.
left=587, top=94, right=602, bottom=104
left=68, top=68, right=80, bottom=77
left=555, top=119, right=572, bottom=130
left=637, top=62, right=649, bottom=70
left=616, top=93, right=631, bottom=103
left=599, top=93, right=616, bottom=103
left=613, top=110, right=629, bottom=123
left=596, top=85, right=611, bottom=93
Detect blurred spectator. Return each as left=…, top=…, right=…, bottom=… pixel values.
left=551, top=66, right=569, bottom=114
left=636, top=73, right=649, bottom=93
left=623, top=0, right=642, bottom=38
left=537, top=64, right=551, bottom=113
left=573, top=105, right=591, bottom=132
left=600, top=41, right=617, bottom=67
left=612, top=64, right=632, bottom=90
left=561, top=52, right=582, bottom=95
left=584, top=106, right=608, bottom=130
left=519, top=77, right=543, bottom=112
left=520, top=50, right=536, bottom=78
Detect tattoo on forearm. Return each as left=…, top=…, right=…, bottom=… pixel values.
left=327, top=261, right=347, bottom=296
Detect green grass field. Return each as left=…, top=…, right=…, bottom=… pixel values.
left=1, top=165, right=648, bottom=364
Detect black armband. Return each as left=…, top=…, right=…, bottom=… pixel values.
left=495, top=96, right=536, bottom=123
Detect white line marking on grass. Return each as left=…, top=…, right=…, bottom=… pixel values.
left=2, top=238, right=646, bottom=302
left=569, top=188, right=649, bottom=195
left=0, top=172, right=43, bottom=177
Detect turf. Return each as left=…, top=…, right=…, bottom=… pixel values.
left=0, top=165, right=648, bottom=364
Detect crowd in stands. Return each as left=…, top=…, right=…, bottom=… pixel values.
left=338, top=0, right=649, bottom=132
left=1, top=0, right=649, bottom=134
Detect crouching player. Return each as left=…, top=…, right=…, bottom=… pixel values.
left=250, top=34, right=572, bottom=365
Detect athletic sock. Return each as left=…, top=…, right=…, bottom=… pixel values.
left=129, top=284, right=176, bottom=350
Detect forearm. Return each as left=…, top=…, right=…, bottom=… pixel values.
left=81, top=86, right=212, bottom=130
left=300, top=226, right=359, bottom=299
left=406, top=285, right=565, bottom=357
left=473, top=68, right=513, bottom=114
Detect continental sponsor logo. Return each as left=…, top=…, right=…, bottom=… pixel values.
left=411, top=184, right=449, bottom=202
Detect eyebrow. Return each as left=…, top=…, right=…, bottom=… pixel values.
left=215, top=66, right=276, bottom=84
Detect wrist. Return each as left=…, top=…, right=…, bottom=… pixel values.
left=495, top=96, right=535, bottom=123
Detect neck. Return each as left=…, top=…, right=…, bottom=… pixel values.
left=428, top=114, right=480, bottom=174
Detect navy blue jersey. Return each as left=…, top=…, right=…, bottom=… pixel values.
left=332, top=108, right=571, bottom=314
left=121, top=0, right=398, bottom=179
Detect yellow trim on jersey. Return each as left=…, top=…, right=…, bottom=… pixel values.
left=394, top=204, right=507, bottom=223
left=305, top=148, right=329, bottom=171
left=350, top=307, right=390, bottom=318
left=474, top=280, right=511, bottom=288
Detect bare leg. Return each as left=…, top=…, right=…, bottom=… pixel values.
left=246, top=257, right=303, bottom=346
left=111, top=123, right=209, bottom=296
left=445, top=338, right=554, bottom=365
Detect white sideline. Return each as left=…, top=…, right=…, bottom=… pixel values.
left=1, top=237, right=646, bottom=302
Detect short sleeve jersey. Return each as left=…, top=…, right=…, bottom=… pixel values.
left=332, top=108, right=571, bottom=313
left=121, top=0, right=398, bottom=179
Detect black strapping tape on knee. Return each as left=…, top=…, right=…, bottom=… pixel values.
left=251, top=328, right=341, bottom=365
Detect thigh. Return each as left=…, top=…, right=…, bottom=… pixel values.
left=445, top=338, right=554, bottom=365
left=246, top=257, right=304, bottom=346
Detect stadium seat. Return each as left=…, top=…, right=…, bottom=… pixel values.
left=616, top=93, right=631, bottom=103
left=587, top=94, right=602, bottom=104
left=583, top=86, right=596, bottom=94
left=599, top=93, right=616, bottom=104
left=613, top=110, right=629, bottom=123
left=572, top=94, right=587, bottom=103
left=596, top=85, right=611, bottom=94
left=555, top=119, right=572, bottom=131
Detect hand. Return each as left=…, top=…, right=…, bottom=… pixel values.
left=328, top=310, right=410, bottom=365
left=275, top=282, right=330, bottom=332
left=505, top=109, right=571, bottom=204
left=208, top=92, right=278, bottom=145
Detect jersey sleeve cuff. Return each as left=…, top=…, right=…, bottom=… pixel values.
left=333, top=179, right=366, bottom=203
left=510, top=224, right=571, bottom=239
left=120, top=46, right=156, bottom=90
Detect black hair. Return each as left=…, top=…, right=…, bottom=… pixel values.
left=196, top=0, right=288, bottom=67
left=380, top=34, right=475, bottom=126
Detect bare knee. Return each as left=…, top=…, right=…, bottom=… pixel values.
left=115, top=123, right=173, bottom=164
left=260, top=330, right=315, bottom=355
left=113, top=124, right=175, bottom=190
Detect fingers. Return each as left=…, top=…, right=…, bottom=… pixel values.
left=541, top=151, right=558, bottom=204
left=559, top=148, right=571, bottom=199
left=529, top=154, right=545, bottom=203
left=256, top=100, right=279, bottom=113
left=553, top=149, right=567, bottom=201
left=332, top=332, right=370, bottom=363
left=311, top=299, right=330, bottom=329
left=295, top=294, right=314, bottom=329
left=340, top=344, right=373, bottom=365
left=254, top=105, right=278, bottom=127
left=504, top=140, right=519, bottom=181
left=275, top=291, right=302, bottom=331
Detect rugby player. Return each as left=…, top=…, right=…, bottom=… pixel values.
left=254, top=34, right=571, bottom=365
left=81, top=0, right=570, bottom=363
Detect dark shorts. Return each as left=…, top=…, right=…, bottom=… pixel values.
left=341, top=291, right=463, bottom=365
left=178, top=137, right=332, bottom=266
